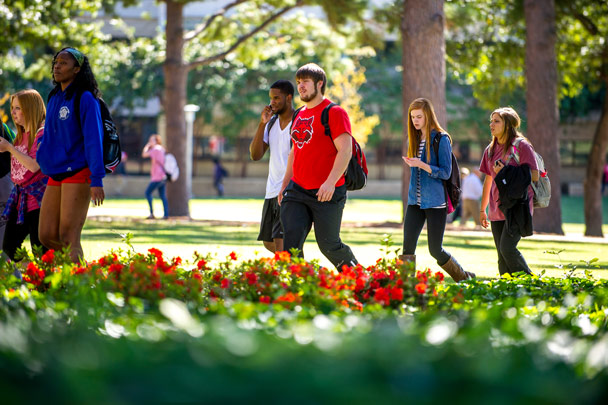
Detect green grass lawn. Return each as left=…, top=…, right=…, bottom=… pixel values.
left=80, top=195, right=608, bottom=278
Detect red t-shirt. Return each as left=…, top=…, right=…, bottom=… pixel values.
left=291, top=98, right=351, bottom=189
left=479, top=138, right=539, bottom=221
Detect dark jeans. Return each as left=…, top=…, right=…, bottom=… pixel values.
left=280, top=181, right=357, bottom=269
left=145, top=181, right=169, bottom=217
left=402, top=204, right=450, bottom=266
left=490, top=220, right=531, bottom=275
left=3, top=208, right=47, bottom=261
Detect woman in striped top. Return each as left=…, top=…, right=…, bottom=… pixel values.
left=401, top=98, right=474, bottom=282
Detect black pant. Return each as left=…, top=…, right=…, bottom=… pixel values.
left=402, top=204, right=450, bottom=266
left=280, top=181, right=357, bottom=269
left=490, top=220, right=531, bottom=275
left=2, top=208, right=47, bottom=261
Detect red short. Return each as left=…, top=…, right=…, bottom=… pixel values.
left=47, top=168, right=92, bottom=186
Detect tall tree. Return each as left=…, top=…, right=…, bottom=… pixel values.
left=555, top=0, right=608, bottom=237
left=401, top=0, right=446, bottom=209
left=524, top=0, right=563, bottom=234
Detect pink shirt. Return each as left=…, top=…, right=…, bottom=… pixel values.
left=480, top=138, right=539, bottom=221
left=11, top=128, right=46, bottom=212
left=149, top=145, right=166, bottom=182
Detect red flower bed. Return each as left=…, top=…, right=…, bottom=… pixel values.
left=7, top=248, right=447, bottom=311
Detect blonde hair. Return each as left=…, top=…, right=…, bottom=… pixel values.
left=489, top=107, right=529, bottom=156
left=11, top=89, right=46, bottom=152
left=407, top=98, right=450, bottom=161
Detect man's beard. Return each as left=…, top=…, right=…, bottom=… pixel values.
left=300, top=86, right=318, bottom=102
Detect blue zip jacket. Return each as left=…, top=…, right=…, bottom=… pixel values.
left=407, top=129, right=452, bottom=209
left=37, top=86, right=105, bottom=187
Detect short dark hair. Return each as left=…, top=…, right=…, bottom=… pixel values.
left=270, top=79, right=294, bottom=97
left=295, top=63, right=327, bottom=95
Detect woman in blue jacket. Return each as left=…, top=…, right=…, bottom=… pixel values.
left=401, top=98, right=474, bottom=282
left=37, top=47, right=105, bottom=262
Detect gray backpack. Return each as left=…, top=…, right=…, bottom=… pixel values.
left=508, top=138, right=551, bottom=208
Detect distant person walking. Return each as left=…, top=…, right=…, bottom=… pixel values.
left=401, top=98, right=474, bottom=282
left=249, top=80, right=294, bottom=253
left=480, top=107, right=539, bottom=276
left=460, top=167, right=483, bottom=227
left=278, top=63, right=357, bottom=270
left=213, top=157, right=228, bottom=197
left=0, top=90, right=48, bottom=261
left=142, top=134, right=168, bottom=219
left=37, top=47, right=105, bottom=262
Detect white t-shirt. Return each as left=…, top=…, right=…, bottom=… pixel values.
left=461, top=173, right=483, bottom=200
left=264, top=117, right=292, bottom=198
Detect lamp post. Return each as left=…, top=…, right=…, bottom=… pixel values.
left=184, top=104, right=200, bottom=199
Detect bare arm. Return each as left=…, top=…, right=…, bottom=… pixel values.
left=142, top=144, right=151, bottom=158
left=317, top=133, right=352, bottom=202
left=480, top=176, right=492, bottom=228
left=249, top=116, right=270, bottom=161
left=0, top=138, right=39, bottom=172
left=277, top=148, right=294, bottom=205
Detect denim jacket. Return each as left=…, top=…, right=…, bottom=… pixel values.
left=407, top=129, right=452, bottom=209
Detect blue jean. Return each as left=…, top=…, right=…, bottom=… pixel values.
left=145, top=181, right=168, bottom=217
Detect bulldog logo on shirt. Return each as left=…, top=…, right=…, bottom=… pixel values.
left=291, top=116, right=314, bottom=149
left=59, top=106, right=70, bottom=120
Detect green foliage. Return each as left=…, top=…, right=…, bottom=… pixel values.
left=2, top=241, right=608, bottom=401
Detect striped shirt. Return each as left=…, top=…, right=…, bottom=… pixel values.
left=415, top=137, right=446, bottom=209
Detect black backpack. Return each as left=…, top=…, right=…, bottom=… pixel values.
left=291, top=103, right=368, bottom=191
left=48, top=89, right=121, bottom=173
left=0, top=123, right=12, bottom=178
left=432, top=133, right=461, bottom=213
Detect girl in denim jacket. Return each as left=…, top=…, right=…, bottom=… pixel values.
left=401, top=98, right=474, bottom=282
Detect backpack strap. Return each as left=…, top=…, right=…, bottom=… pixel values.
left=505, top=137, right=524, bottom=165
left=289, top=106, right=305, bottom=134
left=321, top=102, right=337, bottom=138
left=431, top=131, right=446, bottom=160
left=265, top=114, right=279, bottom=139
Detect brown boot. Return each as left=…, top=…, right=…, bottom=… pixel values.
left=399, top=254, right=416, bottom=269
left=440, top=256, right=475, bottom=282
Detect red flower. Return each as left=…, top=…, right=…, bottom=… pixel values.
left=229, top=251, right=238, bottom=261
left=274, top=251, right=291, bottom=262
left=221, top=278, right=230, bottom=289
left=374, top=287, right=391, bottom=306
left=173, top=256, right=182, bottom=266
left=259, top=296, right=271, bottom=304
left=434, top=271, right=445, bottom=282
left=390, top=287, right=404, bottom=301
left=197, top=259, right=207, bottom=270
left=41, top=249, right=55, bottom=264
left=245, top=271, right=258, bottom=285
left=192, top=272, right=202, bottom=281
left=148, top=248, right=163, bottom=258
left=213, top=271, right=222, bottom=282
left=415, top=283, right=427, bottom=295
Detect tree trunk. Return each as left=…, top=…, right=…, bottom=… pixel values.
left=401, top=0, right=446, bottom=214
left=164, top=0, right=189, bottom=217
left=524, top=0, right=563, bottom=234
left=584, top=86, right=608, bottom=236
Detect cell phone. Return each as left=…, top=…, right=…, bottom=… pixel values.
left=494, top=159, right=504, bottom=167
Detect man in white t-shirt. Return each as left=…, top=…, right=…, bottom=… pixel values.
left=460, top=167, right=483, bottom=227
left=249, top=80, right=294, bottom=252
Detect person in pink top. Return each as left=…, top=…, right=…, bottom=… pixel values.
left=142, top=134, right=168, bottom=219
left=0, top=89, right=49, bottom=261
left=479, top=107, right=539, bottom=276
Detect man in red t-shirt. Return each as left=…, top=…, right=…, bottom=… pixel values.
left=278, top=63, right=358, bottom=270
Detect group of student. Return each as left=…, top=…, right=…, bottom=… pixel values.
left=0, top=48, right=540, bottom=280
left=0, top=47, right=106, bottom=264
left=252, top=63, right=540, bottom=280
